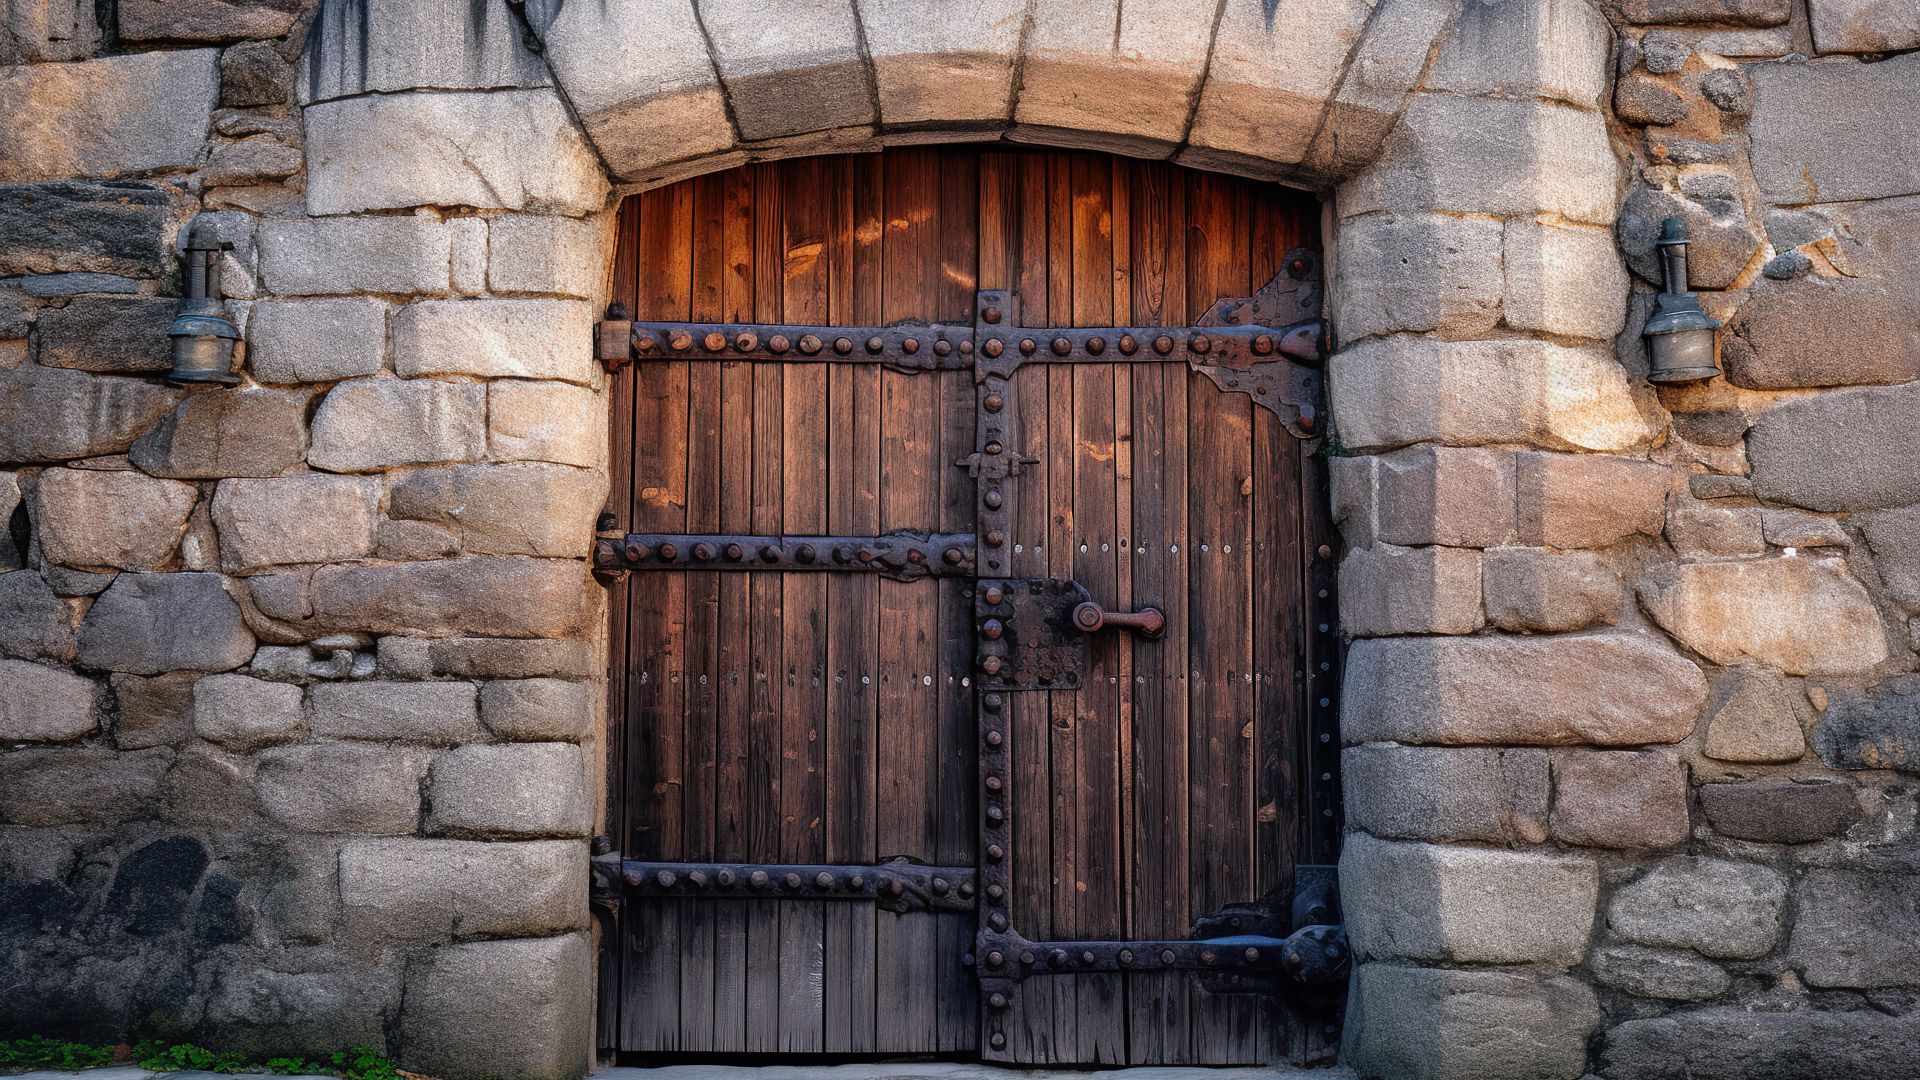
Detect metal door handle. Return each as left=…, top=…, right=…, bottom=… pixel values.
left=1071, top=601, right=1167, bottom=640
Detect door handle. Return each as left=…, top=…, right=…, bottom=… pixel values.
left=1071, top=601, right=1167, bottom=640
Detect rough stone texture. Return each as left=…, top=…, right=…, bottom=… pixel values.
left=211, top=475, right=379, bottom=572
left=858, top=0, right=1022, bottom=127
left=254, top=743, right=431, bottom=835
left=1701, top=778, right=1860, bottom=843
left=487, top=215, right=608, bottom=300
left=1590, top=945, right=1731, bottom=1001
left=306, top=90, right=608, bottom=216
left=1340, top=544, right=1484, bottom=636
left=1550, top=750, right=1690, bottom=849
left=192, top=672, right=304, bottom=752
left=1332, top=338, right=1653, bottom=454
left=1752, top=53, right=1920, bottom=205
left=1345, top=632, right=1707, bottom=746
left=1637, top=557, right=1888, bottom=676
left=699, top=0, right=873, bottom=141
left=1515, top=452, right=1670, bottom=549
left=0, top=570, right=79, bottom=660
left=0, top=745, right=169, bottom=825
left=1341, top=835, right=1597, bottom=966
left=1759, top=509, right=1848, bottom=550
left=1332, top=213, right=1503, bottom=340
left=1810, top=0, right=1920, bottom=52
left=1014, top=0, right=1214, bottom=152
left=1667, top=506, right=1766, bottom=556
left=1340, top=94, right=1619, bottom=225
left=1483, top=548, right=1621, bottom=633
left=1345, top=964, right=1601, bottom=1080
left=308, top=558, right=592, bottom=638
left=308, top=680, right=480, bottom=745
left=1424, top=0, right=1612, bottom=110
left=1504, top=221, right=1630, bottom=340
left=387, top=464, right=601, bottom=559
left=534, top=0, right=735, bottom=180
left=117, top=0, right=301, bottom=41
left=1624, top=0, right=1791, bottom=23
left=426, top=742, right=590, bottom=838
left=245, top=298, right=386, bottom=385
left=33, top=468, right=197, bottom=571
left=1787, top=867, right=1920, bottom=988
left=0, top=657, right=96, bottom=741
left=338, top=838, right=586, bottom=941
left=1814, top=673, right=1920, bottom=773
left=0, top=50, right=218, bottom=183
left=76, top=573, right=255, bottom=675
left=1615, top=74, right=1691, bottom=126
left=479, top=678, right=593, bottom=741
left=202, top=136, right=303, bottom=188
left=1302, top=0, right=1459, bottom=176
left=487, top=380, right=606, bottom=468
left=1704, top=669, right=1810, bottom=763
left=109, top=671, right=196, bottom=749
left=220, top=40, right=294, bottom=107
left=129, top=389, right=309, bottom=479
left=1374, top=445, right=1515, bottom=549
left=1724, top=277, right=1920, bottom=390
left=1187, top=0, right=1374, bottom=165
left=308, top=379, right=486, bottom=473
left=400, top=933, right=592, bottom=1080
left=299, top=0, right=550, bottom=103
left=1758, top=382, right=1920, bottom=511
left=428, top=637, right=597, bottom=680
left=0, top=365, right=177, bottom=463
left=258, top=216, right=453, bottom=297
left=1608, top=856, right=1787, bottom=959
left=393, top=300, right=596, bottom=383
left=1617, top=185, right=1761, bottom=291
left=1342, top=745, right=1549, bottom=845
left=1600, top=1006, right=1920, bottom=1080
left=33, top=295, right=175, bottom=373
left=0, top=181, right=174, bottom=278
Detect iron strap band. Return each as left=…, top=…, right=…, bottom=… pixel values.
left=592, top=531, right=976, bottom=580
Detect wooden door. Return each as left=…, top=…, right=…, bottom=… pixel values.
left=601, top=147, right=1339, bottom=1065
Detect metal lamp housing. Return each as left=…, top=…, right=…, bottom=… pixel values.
left=167, top=222, right=242, bottom=385
left=1643, top=216, right=1722, bottom=385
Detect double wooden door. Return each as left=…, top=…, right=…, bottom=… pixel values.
left=598, top=147, right=1341, bottom=1066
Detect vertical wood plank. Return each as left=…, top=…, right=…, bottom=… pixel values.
left=710, top=164, right=756, bottom=1055
left=934, top=146, right=983, bottom=1054
left=1125, top=160, right=1195, bottom=1064
left=1067, top=151, right=1125, bottom=1066
left=744, top=162, right=786, bottom=1053
left=623, top=181, right=693, bottom=1052
left=875, top=147, right=942, bottom=1054
left=823, top=151, right=880, bottom=1055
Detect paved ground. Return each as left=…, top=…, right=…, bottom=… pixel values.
left=10, top=1065, right=1356, bottom=1080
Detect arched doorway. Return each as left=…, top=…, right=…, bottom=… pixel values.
left=596, top=146, right=1340, bottom=1066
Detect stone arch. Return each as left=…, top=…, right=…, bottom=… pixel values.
left=281, top=1, right=1640, bottom=1075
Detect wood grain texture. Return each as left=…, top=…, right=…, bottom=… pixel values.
left=610, top=147, right=1322, bottom=1065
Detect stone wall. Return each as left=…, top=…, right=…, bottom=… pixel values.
left=0, top=0, right=1917, bottom=1078
left=1333, top=1, right=1920, bottom=1077
left=1, top=4, right=607, bottom=1078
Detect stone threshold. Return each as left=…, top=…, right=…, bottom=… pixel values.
left=596, top=1065, right=1354, bottom=1079
left=8, top=1064, right=1355, bottom=1080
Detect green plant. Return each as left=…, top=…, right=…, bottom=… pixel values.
left=0, top=1037, right=116, bottom=1071
left=329, top=1045, right=401, bottom=1080
left=1316, top=432, right=1353, bottom=458
left=0, top=1037, right=404, bottom=1079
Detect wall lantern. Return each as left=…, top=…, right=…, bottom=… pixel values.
left=1642, top=216, right=1722, bottom=385
left=167, top=220, right=241, bottom=385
